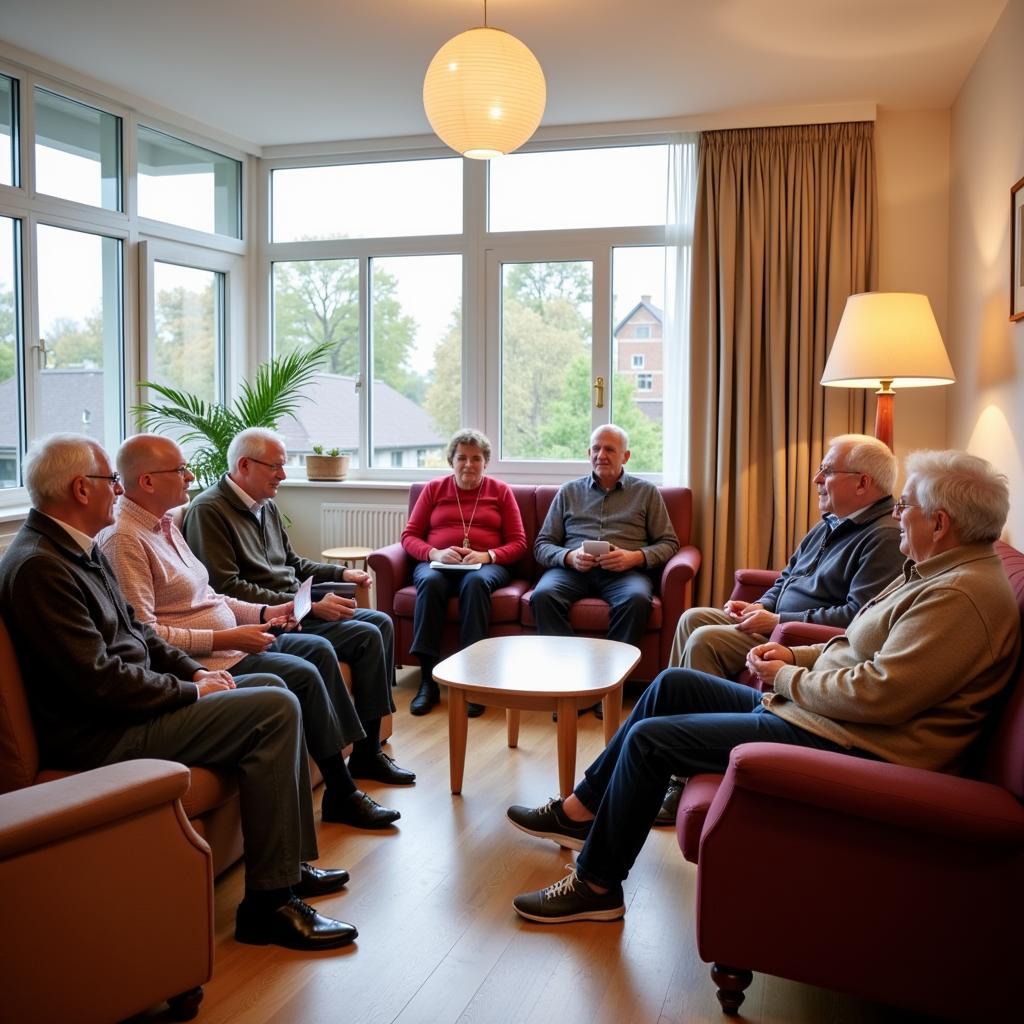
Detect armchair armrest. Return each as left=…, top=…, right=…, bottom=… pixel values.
left=367, top=542, right=413, bottom=617
left=716, top=743, right=1024, bottom=847
left=730, top=568, right=780, bottom=603
left=0, top=759, right=194, bottom=858
left=659, top=545, right=702, bottom=664
left=771, top=621, right=845, bottom=647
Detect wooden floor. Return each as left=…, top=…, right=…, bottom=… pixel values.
left=140, top=670, right=916, bottom=1024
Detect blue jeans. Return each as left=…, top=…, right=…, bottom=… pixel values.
left=573, top=669, right=862, bottom=888
left=232, top=631, right=365, bottom=756
left=410, top=561, right=511, bottom=659
left=530, top=566, right=654, bottom=646
left=302, top=607, right=396, bottom=721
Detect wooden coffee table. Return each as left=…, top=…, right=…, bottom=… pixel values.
left=433, top=635, right=641, bottom=797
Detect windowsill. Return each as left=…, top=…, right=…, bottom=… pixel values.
left=277, top=478, right=412, bottom=491
left=0, top=504, right=31, bottom=525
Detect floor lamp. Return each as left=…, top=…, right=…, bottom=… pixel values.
left=821, top=292, right=955, bottom=451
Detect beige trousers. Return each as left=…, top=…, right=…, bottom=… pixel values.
left=668, top=606, right=769, bottom=678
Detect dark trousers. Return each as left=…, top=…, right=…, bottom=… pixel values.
left=410, top=561, right=511, bottom=660
left=530, top=566, right=654, bottom=646
left=101, top=684, right=317, bottom=890
left=232, top=631, right=365, bottom=755
left=303, top=607, right=396, bottom=721
left=573, top=669, right=862, bottom=888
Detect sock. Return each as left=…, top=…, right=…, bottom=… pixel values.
left=243, top=886, right=291, bottom=911
left=418, top=658, right=437, bottom=685
left=350, top=717, right=381, bottom=761
left=316, top=753, right=357, bottom=798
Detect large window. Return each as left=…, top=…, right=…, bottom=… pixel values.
left=1, top=74, right=16, bottom=188
left=0, top=216, right=21, bottom=487
left=34, top=88, right=121, bottom=211
left=137, top=126, right=241, bottom=237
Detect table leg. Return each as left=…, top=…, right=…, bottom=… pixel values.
left=448, top=689, right=469, bottom=795
left=555, top=697, right=578, bottom=798
left=506, top=708, right=520, bottom=748
left=602, top=686, right=623, bottom=746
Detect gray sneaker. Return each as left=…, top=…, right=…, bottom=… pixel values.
left=654, top=777, right=686, bottom=827
left=513, top=867, right=625, bottom=924
left=507, top=797, right=593, bottom=851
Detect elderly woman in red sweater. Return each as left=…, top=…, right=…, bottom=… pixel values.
left=401, top=429, right=527, bottom=716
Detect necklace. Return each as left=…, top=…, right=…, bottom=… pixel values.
left=453, top=477, right=483, bottom=548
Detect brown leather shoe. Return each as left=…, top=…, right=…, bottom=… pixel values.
left=235, top=896, right=357, bottom=950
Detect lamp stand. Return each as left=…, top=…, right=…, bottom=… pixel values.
left=874, top=379, right=895, bottom=451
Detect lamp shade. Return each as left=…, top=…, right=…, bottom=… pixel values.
left=423, top=27, right=546, bottom=160
left=822, top=292, right=955, bottom=388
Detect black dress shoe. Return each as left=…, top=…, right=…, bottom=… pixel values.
left=552, top=702, right=602, bottom=723
left=293, top=862, right=349, bottom=898
left=410, top=680, right=440, bottom=715
left=467, top=702, right=485, bottom=718
left=322, top=789, right=401, bottom=828
left=235, top=896, right=357, bottom=950
left=348, top=749, right=416, bottom=785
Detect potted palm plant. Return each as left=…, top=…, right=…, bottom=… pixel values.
left=306, top=444, right=350, bottom=481
left=133, top=342, right=332, bottom=488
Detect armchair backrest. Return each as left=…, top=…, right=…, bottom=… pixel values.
left=981, top=541, right=1024, bottom=800
left=0, top=617, right=39, bottom=794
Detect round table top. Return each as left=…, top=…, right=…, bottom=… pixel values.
left=433, top=635, right=640, bottom=699
left=321, top=546, right=373, bottom=561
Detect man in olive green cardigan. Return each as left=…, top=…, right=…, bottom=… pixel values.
left=508, top=450, right=1021, bottom=924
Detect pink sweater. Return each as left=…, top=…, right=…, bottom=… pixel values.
left=97, top=497, right=261, bottom=671
left=401, top=475, right=527, bottom=564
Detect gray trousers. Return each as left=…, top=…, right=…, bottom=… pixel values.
left=101, top=683, right=317, bottom=890
left=668, top=606, right=769, bottom=676
left=232, top=631, right=365, bottom=757
left=303, top=607, right=397, bottom=721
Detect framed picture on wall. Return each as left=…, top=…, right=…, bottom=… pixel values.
left=1013, top=175, right=1024, bottom=322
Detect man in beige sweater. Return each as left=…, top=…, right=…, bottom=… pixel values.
left=506, top=450, right=1020, bottom=924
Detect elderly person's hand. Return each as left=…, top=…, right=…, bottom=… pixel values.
left=343, top=568, right=372, bottom=588
left=745, top=641, right=794, bottom=687
left=596, top=547, right=645, bottom=572
left=735, top=607, right=781, bottom=634
left=460, top=549, right=492, bottom=565
left=568, top=546, right=598, bottom=572
left=430, top=545, right=471, bottom=564
left=193, top=669, right=236, bottom=696
left=312, top=593, right=357, bottom=621
left=724, top=599, right=756, bottom=619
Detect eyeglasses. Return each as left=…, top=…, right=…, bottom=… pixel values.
left=147, top=464, right=191, bottom=477
left=247, top=457, right=286, bottom=472
left=86, top=472, right=121, bottom=485
left=815, top=464, right=860, bottom=479
left=894, top=499, right=922, bottom=514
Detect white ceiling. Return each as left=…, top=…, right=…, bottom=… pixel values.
left=0, top=0, right=1008, bottom=150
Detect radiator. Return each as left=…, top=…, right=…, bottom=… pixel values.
left=321, top=503, right=407, bottom=551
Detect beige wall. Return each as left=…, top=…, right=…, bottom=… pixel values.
left=948, top=0, right=1024, bottom=543
left=874, top=108, right=952, bottom=475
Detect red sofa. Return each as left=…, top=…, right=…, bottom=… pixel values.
left=368, top=483, right=701, bottom=682
left=677, top=541, right=1024, bottom=1019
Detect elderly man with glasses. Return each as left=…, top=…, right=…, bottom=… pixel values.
left=507, top=450, right=1019, bottom=924
left=183, top=427, right=415, bottom=806
left=655, top=433, right=905, bottom=821
left=98, top=433, right=400, bottom=830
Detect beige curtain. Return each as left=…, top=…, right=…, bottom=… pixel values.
left=688, top=122, right=878, bottom=606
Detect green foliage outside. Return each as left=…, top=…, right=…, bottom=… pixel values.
left=152, top=283, right=217, bottom=402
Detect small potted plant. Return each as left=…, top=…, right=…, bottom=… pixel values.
left=306, top=444, right=350, bottom=481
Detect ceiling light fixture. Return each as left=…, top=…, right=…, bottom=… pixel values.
left=423, top=1, right=547, bottom=160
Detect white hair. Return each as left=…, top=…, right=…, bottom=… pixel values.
left=829, top=433, right=897, bottom=494
left=227, top=427, right=286, bottom=472
left=590, top=423, right=629, bottom=450
left=24, top=433, right=104, bottom=506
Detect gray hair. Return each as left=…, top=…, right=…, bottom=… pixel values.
left=590, top=423, right=629, bottom=450
left=904, top=450, right=1009, bottom=544
left=24, top=433, right=104, bottom=506
left=446, top=428, right=492, bottom=465
left=227, top=427, right=286, bottom=472
left=830, top=433, right=897, bottom=494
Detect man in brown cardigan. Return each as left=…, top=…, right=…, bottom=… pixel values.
left=507, top=450, right=1020, bottom=924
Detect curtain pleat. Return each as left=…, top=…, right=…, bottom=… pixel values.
left=688, top=122, right=878, bottom=606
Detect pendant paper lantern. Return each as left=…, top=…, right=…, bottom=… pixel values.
left=423, top=26, right=546, bottom=160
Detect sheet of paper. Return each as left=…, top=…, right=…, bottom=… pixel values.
left=429, top=561, right=482, bottom=571
left=293, top=575, right=313, bottom=621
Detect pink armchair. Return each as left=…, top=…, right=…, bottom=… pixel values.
left=677, top=541, right=1024, bottom=1019
left=369, top=483, right=701, bottom=682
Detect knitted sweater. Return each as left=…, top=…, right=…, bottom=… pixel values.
left=183, top=476, right=344, bottom=604
left=765, top=543, right=1020, bottom=772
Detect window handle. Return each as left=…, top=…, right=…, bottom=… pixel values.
left=593, top=375, right=605, bottom=409
left=354, top=375, right=363, bottom=393
left=33, top=339, right=50, bottom=370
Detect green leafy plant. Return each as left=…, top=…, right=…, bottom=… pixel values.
left=311, top=443, right=324, bottom=455
left=133, top=341, right=332, bottom=487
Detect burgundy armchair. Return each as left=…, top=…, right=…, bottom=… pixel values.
left=677, top=541, right=1024, bottom=1019
left=369, top=483, right=701, bottom=682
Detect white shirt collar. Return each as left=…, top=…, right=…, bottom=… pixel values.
left=225, top=473, right=263, bottom=513
left=40, top=511, right=95, bottom=554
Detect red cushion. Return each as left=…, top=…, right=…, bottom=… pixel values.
left=392, top=582, right=529, bottom=624
left=519, top=592, right=662, bottom=631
